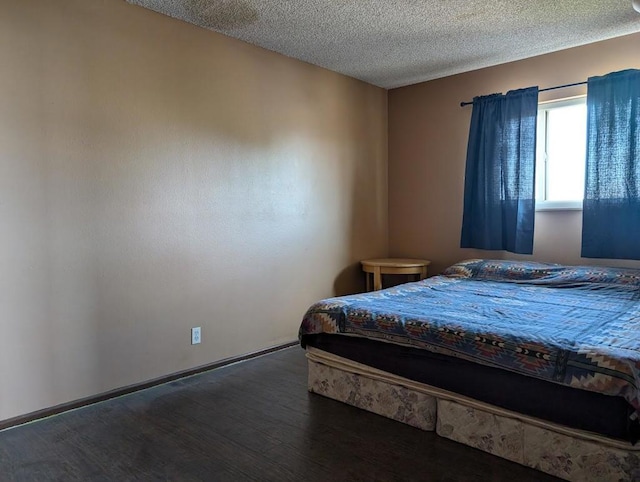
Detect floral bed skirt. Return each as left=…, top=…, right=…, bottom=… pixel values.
left=307, top=347, right=640, bottom=482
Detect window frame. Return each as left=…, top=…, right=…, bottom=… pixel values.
left=535, top=95, right=587, bottom=212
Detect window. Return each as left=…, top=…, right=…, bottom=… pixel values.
left=535, top=96, right=587, bottom=210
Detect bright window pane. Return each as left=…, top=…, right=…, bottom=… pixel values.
left=544, top=103, right=586, bottom=202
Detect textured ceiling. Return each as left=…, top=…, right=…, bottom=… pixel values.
left=126, top=0, right=640, bottom=89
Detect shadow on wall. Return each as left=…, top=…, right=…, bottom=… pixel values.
left=331, top=77, right=388, bottom=297
left=333, top=263, right=365, bottom=297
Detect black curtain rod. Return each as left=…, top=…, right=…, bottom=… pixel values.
left=459, top=80, right=587, bottom=107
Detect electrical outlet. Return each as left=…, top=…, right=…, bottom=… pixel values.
left=191, top=327, right=201, bottom=345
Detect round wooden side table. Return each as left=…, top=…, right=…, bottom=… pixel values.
left=361, top=258, right=431, bottom=291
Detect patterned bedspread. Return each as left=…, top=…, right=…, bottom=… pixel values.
left=299, top=259, right=640, bottom=411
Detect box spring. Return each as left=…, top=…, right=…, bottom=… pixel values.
left=303, top=333, right=639, bottom=443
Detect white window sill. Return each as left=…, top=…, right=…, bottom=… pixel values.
left=536, top=200, right=583, bottom=211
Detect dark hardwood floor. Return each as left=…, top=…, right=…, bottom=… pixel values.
left=0, top=347, right=558, bottom=481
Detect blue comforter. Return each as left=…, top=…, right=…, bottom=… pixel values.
left=299, top=259, right=640, bottom=411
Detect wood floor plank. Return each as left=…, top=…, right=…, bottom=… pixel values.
left=0, top=346, right=559, bottom=481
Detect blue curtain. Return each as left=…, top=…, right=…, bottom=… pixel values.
left=460, top=87, right=539, bottom=254
left=582, top=69, right=640, bottom=260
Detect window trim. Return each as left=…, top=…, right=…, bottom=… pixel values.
left=535, top=200, right=583, bottom=211
left=535, top=95, right=587, bottom=212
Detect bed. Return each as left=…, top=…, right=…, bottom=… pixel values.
left=298, top=259, right=640, bottom=481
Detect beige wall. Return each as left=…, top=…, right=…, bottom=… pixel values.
left=389, top=33, right=640, bottom=275
left=0, top=0, right=387, bottom=421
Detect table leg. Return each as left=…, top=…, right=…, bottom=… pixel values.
left=373, top=266, right=382, bottom=291
left=365, top=273, right=371, bottom=292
